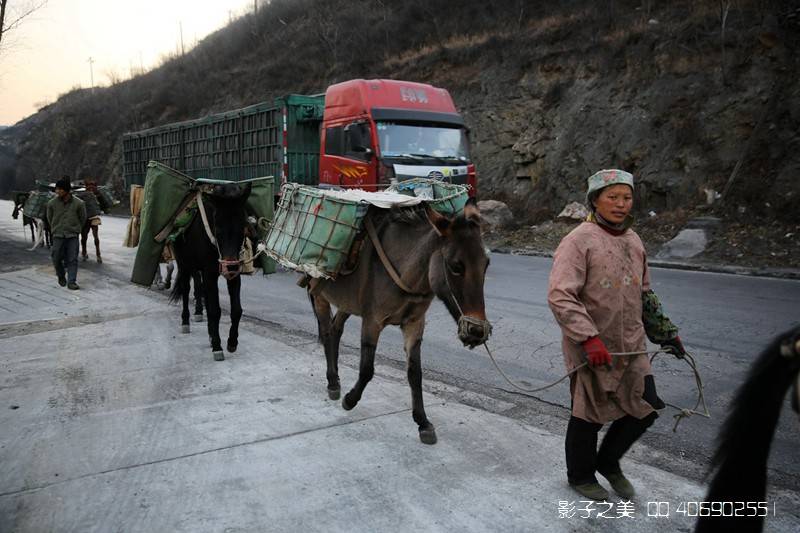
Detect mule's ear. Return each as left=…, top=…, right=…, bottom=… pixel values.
left=425, top=204, right=451, bottom=237
left=463, top=200, right=481, bottom=226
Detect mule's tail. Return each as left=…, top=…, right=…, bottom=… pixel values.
left=28, top=218, right=45, bottom=251
left=169, top=265, right=191, bottom=304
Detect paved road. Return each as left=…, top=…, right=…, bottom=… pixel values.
left=1, top=257, right=719, bottom=532
left=2, top=200, right=798, bottom=488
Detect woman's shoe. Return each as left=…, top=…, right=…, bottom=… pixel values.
left=601, top=472, right=635, bottom=499
left=569, top=481, right=609, bottom=501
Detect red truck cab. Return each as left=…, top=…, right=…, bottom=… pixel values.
left=318, top=79, right=476, bottom=196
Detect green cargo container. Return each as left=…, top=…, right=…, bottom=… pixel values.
left=131, top=161, right=275, bottom=286
left=122, top=95, right=323, bottom=189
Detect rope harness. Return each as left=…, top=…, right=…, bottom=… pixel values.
left=195, top=192, right=268, bottom=280
left=365, top=216, right=423, bottom=296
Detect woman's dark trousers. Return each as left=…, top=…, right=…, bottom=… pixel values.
left=565, top=412, right=657, bottom=485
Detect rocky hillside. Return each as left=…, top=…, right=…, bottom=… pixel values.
left=1, top=0, right=798, bottom=228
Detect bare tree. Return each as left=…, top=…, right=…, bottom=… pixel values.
left=104, top=67, right=123, bottom=86
left=719, top=0, right=731, bottom=86
left=0, top=0, right=48, bottom=50
left=311, top=2, right=344, bottom=68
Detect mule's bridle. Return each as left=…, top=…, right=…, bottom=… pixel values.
left=439, top=253, right=492, bottom=346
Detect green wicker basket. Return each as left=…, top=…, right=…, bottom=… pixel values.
left=22, top=191, right=55, bottom=220
left=387, top=178, right=469, bottom=215
left=265, top=183, right=369, bottom=278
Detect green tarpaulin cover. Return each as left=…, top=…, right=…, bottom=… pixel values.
left=131, top=161, right=275, bottom=286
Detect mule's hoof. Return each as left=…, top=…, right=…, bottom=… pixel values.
left=327, top=387, right=341, bottom=401
left=81, top=255, right=87, bottom=262
left=193, top=314, right=204, bottom=322
left=227, top=342, right=237, bottom=353
left=96, top=257, right=102, bottom=264
left=181, top=324, right=190, bottom=334
left=341, top=394, right=356, bottom=411
left=419, top=426, right=437, bottom=445
left=213, top=351, right=225, bottom=361
left=156, top=283, right=165, bottom=291
left=164, top=282, right=171, bottom=290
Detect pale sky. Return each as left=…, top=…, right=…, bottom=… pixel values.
left=0, top=0, right=254, bottom=126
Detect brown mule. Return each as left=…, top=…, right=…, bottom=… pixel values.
left=308, top=200, right=491, bottom=445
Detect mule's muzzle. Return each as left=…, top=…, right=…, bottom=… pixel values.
left=219, top=258, right=242, bottom=280
left=458, top=315, right=492, bottom=349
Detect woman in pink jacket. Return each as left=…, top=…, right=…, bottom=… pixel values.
left=547, top=169, right=686, bottom=501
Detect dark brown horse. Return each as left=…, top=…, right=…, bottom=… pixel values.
left=696, top=326, right=800, bottom=533
left=308, top=200, right=491, bottom=444
left=12, top=191, right=52, bottom=248
left=170, top=183, right=252, bottom=361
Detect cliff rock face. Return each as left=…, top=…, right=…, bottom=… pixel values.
left=2, top=0, right=798, bottom=225
left=441, top=7, right=799, bottom=223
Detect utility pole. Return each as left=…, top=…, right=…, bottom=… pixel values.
left=87, top=56, right=95, bottom=91
left=139, top=51, right=143, bottom=74
left=179, top=21, right=184, bottom=55
left=254, top=0, right=258, bottom=14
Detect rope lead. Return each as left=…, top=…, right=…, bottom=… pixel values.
left=482, top=342, right=711, bottom=433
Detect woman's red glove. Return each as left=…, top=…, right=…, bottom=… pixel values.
left=661, top=336, right=686, bottom=358
left=582, top=336, right=612, bottom=367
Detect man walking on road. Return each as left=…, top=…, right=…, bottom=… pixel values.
left=47, top=176, right=86, bottom=290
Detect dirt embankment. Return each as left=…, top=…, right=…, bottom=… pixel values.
left=485, top=211, right=800, bottom=271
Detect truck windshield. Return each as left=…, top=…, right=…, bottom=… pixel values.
left=376, top=122, right=470, bottom=161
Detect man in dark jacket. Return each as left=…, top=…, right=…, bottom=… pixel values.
left=46, top=176, right=86, bottom=290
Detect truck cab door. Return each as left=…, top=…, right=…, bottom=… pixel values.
left=320, top=122, right=377, bottom=190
